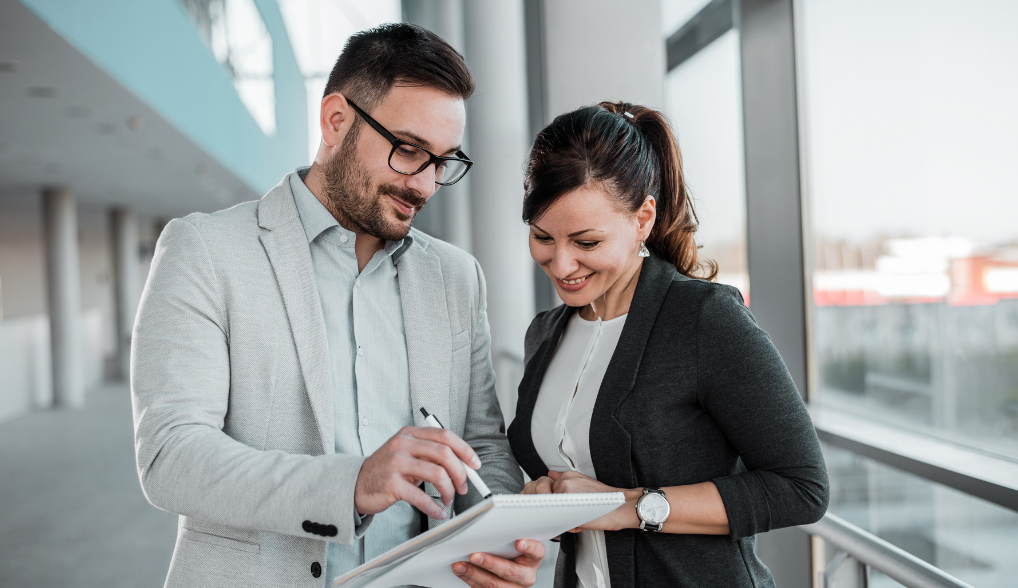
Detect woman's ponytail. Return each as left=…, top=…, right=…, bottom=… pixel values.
left=610, top=102, right=717, bottom=280
left=524, top=100, right=716, bottom=280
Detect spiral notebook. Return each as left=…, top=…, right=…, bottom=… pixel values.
left=332, top=492, right=625, bottom=588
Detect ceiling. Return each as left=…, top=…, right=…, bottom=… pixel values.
left=0, top=0, right=259, bottom=217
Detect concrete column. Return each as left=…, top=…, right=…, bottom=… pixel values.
left=463, top=0, right=535, bottom=416
left=42, top=187, right=84, bottom=408
left=110, top=207, right=139, bottom=381
left=403, top=0, right=473, bottom=253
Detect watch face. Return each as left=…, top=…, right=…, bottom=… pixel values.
left=639, top=493, right=670, bottom=525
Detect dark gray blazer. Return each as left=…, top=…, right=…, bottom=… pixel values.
left=507, top=254, right=829, bottom=588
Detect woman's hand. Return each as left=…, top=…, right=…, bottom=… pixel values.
left=544, top=471, right=641, bottom=532
left=522, top=472, right=731, bottom=535
left=520, top=475, right=555, bottom=495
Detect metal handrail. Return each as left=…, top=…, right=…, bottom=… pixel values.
left=801, top=513, right=974, bottom=588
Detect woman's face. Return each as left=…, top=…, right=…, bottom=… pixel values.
left=529, top=186, right=655, bottom=308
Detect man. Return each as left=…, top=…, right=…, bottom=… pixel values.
left=132, top=24, right=542, bottom=588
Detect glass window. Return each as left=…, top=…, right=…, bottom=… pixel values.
left=822, top=442, right=1018, bottom=588
left=276, top=0, right=401, bottom=162
left=179, top=0, right=277, bottom=135
left=664, top=29, right=748, bottom=299
left=800, top=0, right=1018, bottom=457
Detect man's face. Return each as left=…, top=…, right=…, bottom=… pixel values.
left=321, top=85, right=467, bottom=241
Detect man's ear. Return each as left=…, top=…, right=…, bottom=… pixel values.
left=637, top=195, right=657, bottom=238
left=320, top=93, right=354, bottom=147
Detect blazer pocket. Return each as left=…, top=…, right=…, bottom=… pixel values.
left=180, top=527, right=261, bottom=554
left=451, top=330, right=470, bottom=353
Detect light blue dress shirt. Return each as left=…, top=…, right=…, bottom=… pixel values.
left=290, top=168, right=420, bottom=582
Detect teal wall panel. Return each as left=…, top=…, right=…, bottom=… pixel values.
left=19, top=0, right=308, bottom=194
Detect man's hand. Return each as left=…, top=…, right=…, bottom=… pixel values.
left=354, top=426, right=481, bottom=520
left=452, top=539, right=545, bottom=587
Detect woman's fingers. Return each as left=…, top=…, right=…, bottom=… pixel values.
left=521, top=476, right=554, bottom=495
left=550, top=470, right=592, bottom=493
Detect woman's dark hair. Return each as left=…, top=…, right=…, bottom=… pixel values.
left=323, top=23, right=474, bottom=108
left=523, top=101, right=717, bottom=280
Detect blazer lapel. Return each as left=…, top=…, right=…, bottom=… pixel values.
left=589, top=254, right=676, bottom=489
left=507, top=304, right=572, bottom=481
left=258, top=179, right=334, bottom=454
left=395, top=242, right=452, bottom=431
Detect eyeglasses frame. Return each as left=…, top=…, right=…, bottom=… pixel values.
left=346, top=99, right=473, bottom=186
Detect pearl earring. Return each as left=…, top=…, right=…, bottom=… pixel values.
left=638, top=241, right=650, bottom=258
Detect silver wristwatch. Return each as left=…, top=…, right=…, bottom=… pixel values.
left=636, top=488, right=670, bottom=532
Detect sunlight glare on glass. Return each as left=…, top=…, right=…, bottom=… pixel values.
left=276, top=0, right=401, bottom=162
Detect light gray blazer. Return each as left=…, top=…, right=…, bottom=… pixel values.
left=131, top=174, right=523, bottom=588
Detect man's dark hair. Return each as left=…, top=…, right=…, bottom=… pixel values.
left=323, top=23, right=474, bottom=109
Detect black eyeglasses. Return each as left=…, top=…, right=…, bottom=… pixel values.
left=346, top=99, right=472, bottom=186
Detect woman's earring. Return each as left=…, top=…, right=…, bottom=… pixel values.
left=638, top=241, right=650, bottom=258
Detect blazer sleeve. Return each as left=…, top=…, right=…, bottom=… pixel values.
left=696, top=286, right=830, bottom=540
left=455, top=259, right=525, bottom=509
left=132, top=218, right=371, bottom=544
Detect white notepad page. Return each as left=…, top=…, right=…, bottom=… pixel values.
left=333, top=492, right=626, bottom=588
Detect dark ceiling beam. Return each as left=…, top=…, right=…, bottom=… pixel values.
left=666, top=0, right=734, bottom=71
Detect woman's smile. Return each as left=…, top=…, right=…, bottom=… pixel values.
left=556, top=273, right=593, bottom=291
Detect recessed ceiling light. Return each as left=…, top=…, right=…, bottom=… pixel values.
left=29, top=87, right=57, bottom=98
left=127, top=115, right=145, bottom=130
left=0, top=61, right=19, bottom=72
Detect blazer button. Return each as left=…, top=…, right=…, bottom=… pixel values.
left=311, top=562, right=322, bottom=578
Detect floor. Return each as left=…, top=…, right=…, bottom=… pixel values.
left=0, top=383, right=177, bottom=588
left=0, top=383, right=557, bottom=588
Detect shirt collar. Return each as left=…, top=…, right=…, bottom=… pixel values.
left=290, top=167, right=343, bottom=244
left=289, top=166, right=413, bottom=263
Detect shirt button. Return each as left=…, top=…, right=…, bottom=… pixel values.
left=358, top=346, right=364, bottom=356
left=362, top=416, right=369, bottom=426
left=340, top=234, right=349, bottom=243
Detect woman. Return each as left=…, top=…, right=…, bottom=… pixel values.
left=507, top=102, right=829, bottom=588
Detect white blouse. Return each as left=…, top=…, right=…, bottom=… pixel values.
left=531, top=310, right=628, bottom=588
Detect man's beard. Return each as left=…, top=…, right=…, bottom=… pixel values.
left=319, top=125, right=428, bottom=242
